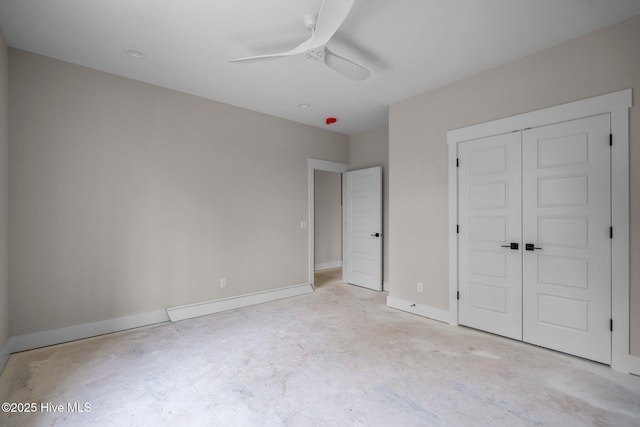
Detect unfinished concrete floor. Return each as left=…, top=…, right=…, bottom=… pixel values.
left=1, top=268, right=639, bottom=426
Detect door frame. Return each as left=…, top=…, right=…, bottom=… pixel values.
left=308, top=159, right=349, bottom=288
left=447, top=89, right=635, bottom=373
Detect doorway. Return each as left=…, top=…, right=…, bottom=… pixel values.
left=314, top=169, right=343, bottom=288
left=307, top=159, right=349, bottom=288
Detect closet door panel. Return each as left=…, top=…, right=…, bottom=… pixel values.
left=522, top=114, right=611, bottom=364
left=458, top=132, right=522, bottom=340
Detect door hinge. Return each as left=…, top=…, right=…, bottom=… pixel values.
left=610, top=134, right=613, bottom=146
left=610, top=226, right=613, bottom=239
left=456, top=224, right=459, bottom=234
left=457, top=291, right=460, bottom=300
left=456, top=158, right=459, bottom=167
left=610, top=318, right=613, bottom=331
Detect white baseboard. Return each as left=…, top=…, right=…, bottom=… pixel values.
left=629, top=356, right=640, bottom=376
left=166, top=283, right=313, bottom=322
left=7, top=310, right=170, bottom=354
left=386, top=296, right=450, bottom=324
left=615, top=353, right=640, bottom=376
left=314, top=261, right=342, bottom=271
left=0, top=283, right=314, bottom=370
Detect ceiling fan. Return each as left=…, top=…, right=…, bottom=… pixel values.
left=229, top=0, right=370, bottom=81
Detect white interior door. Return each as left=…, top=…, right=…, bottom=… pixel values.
left=522, top=114, right=611, bottom=364
left=458, top=132, right=523, bottom=340
left=343, top=167, right=382, bottom=291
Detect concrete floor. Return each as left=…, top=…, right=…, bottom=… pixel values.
left=0, top=268, right=639, bottom=426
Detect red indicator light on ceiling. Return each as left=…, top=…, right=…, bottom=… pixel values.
left=325, top=117, right=337, bottom=125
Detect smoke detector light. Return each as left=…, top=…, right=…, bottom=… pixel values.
left=126, top=48, right=146, bottom=59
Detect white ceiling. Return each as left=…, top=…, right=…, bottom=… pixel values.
left=1, top=0, right=639, bottom=135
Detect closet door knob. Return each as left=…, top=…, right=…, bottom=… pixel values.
left=500, top=243, right=519, bottom=250
left=525, top=243, right=542, bottom=251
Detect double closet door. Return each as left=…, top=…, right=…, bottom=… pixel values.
left=458, top=114, right=612, bottom=364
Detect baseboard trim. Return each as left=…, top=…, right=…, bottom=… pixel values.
left=1, top=283, right=315, bottom=365
left=7, top=310, right=170, bottom=354
left=386, top=296, right=450, bottom=324
left=628, top=355, right=640, bottom=376
left=615, top=353, right=640, bottom=376
left=314, top=261, right=342, bottom=271
left=166, top=283, right=313, bottom=322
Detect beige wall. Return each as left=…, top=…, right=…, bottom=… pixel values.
left=0, top=29, right=8, bottom=353
left=349, top=126, right=389, bottom=285
left=8, top=49, right=349, bottom=336
left=389, top=15, right=640, bottom=355
left=314, top=170, right=342, bottom=268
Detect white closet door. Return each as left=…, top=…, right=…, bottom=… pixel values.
left=458, top=132, right=523, bottom=340
left=522, top=114, right=611, bottom=364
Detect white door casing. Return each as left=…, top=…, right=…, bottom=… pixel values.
left=343, top=167, right=382, bottom=291
left=522, top=114, right=611, bottom=364
left=458, top=132, right=523, bottom=340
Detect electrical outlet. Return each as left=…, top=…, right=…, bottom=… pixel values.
left=220, top=278, right=227, bottom=289
left=417, top=282, right=424, bottom=293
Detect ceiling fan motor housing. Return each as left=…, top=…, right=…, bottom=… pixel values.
left=304, top=13, right=319, bottom=31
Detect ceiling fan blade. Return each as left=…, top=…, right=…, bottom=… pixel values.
left=229, top=36, right=312, bottom=63
left=307, top=0, right=355, bottom=49
left=324, top=47, right=370, bottom=81
left=230, top=0, right=355, bottom=63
